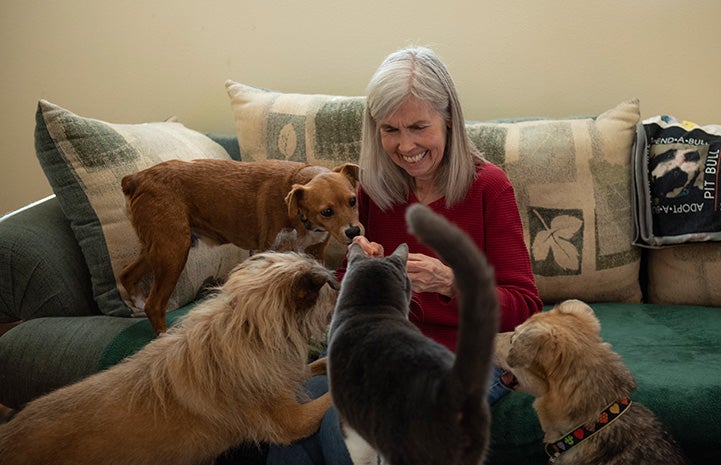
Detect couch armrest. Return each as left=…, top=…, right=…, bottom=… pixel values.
left=0, top=196, right=98, bottom=322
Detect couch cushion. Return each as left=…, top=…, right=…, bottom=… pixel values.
left=34, top=100, right=248, bottom=317
left=0, top=307, right=192, bottom=409
left=647, top=244, right=721, bottom=306
left=467, top=100, right=642, bottom=304
left=0, top=196, right=98, bottom=322
left=225, top=80, right=365, bottom=167
left=4, top=302, right=717, bottom=464
left=226, top=82, right=641, bottom=304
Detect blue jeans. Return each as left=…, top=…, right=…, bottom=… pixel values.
left=266, top=366, right=509, bottom=465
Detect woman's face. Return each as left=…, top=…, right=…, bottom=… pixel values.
left=379, top=96, right=448, bottom=182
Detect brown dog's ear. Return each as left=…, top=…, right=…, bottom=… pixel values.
left=334, top=163, right=360, bottom=188
left=285, top=184, right=305, bottom=218
left=295, top=269, right=339, bottom=312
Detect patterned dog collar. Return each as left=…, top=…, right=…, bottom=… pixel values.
left=545, top=397, right=632, bottom=463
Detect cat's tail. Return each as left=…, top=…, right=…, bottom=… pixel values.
left=405, top=203, right=499, bottom=392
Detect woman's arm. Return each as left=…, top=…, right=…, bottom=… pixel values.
left=482, top=182, right=543, bottom=331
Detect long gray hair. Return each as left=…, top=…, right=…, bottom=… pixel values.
left=360, top=46, right=484, bottom=210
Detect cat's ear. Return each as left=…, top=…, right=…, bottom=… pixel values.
left=347, top=242, right=366, bottom=263
left=390, top=243, right=409, bottom=264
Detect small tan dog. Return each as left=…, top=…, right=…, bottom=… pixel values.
left=0, top=251, right=338, bottom=465
left=495, top=299, right=688, bottom=465
left=120, top=158, right=363, bottom=334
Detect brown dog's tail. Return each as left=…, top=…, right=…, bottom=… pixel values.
left=120, top=173, right=138, bottom=197
left=405, top=203, right=499, bottom=392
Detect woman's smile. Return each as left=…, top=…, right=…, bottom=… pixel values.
left=400, top=149, right=428, bottom=164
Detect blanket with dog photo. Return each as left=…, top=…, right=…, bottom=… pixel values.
left=633, top=115, right=721, bottom=246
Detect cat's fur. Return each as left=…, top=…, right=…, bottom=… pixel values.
left=328, top=203, right=499, bottom=465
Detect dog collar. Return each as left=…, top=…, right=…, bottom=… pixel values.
left=299, top=214, right=327, bottom=233
left=545, top=397, right=632, bottom=463
left=299, top=214, right=313, bottom=230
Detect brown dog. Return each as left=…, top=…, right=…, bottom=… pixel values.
left=0, top=250, right=338, bottom=465
left=119, top=158, right=363, bottom=334
left=494, top=299, right=688, bottom=465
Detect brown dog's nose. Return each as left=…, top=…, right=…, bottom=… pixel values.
left=345, top=225, right=362, bottom=240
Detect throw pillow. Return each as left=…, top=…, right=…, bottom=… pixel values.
left=35, top=100, right=249, bottom=317
left=466, top=99, right=642, bottom=304
left=225, top=81, right=641, bottom=304
left=633, top=115, right=721, bottom=246
left=225, top=80, right=365, bottom=167
left=647, top=245, right=721, bottom=306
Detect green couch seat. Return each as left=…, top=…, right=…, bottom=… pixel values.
left=2, top=301, right=719, bottom=464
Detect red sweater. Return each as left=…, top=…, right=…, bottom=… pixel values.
left=338, top=162, right=542, bottom=352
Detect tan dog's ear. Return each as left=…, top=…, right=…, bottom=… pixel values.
left=334, top=163, right=360, bottom=188
left=507, top=324, right=550, bottom=369
left=557, top=299, right=601, bottom=334
left=285, top=184, right=305, bottom=218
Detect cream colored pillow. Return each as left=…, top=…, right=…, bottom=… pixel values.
left=225, top=80, right=364, bottom=167
left=35, top=100, right=249, bottom=317
left=466, top=99, right=642, bottom=304
left=647, top=245, right=721, bottom=306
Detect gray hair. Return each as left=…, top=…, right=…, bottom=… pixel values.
left=360, top=46, right=484, bottom=210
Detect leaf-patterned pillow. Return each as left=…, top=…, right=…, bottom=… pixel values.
left=468, top=99, right=642, bottom=304
left=225, top=80, right=364, bottom=167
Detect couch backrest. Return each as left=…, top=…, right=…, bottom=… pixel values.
left=225, top=81, right=645, bottom=306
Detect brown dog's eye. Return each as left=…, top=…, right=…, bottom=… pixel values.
left=321, top=208, right=334, bottom=217
left=349, top=197, right=356, bottom=207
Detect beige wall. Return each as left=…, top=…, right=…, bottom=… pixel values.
left=2, top=0, right=720, bottom=214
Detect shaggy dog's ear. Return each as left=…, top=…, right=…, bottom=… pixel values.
left=295, top=269, right=338, bottom=312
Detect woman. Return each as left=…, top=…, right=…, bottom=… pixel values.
left=353, top=46, right=541, bottom=344
left=266, top=46, right=542, bottom=465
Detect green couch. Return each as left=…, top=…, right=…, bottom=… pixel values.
left=1, top=92, right=720, bottom=464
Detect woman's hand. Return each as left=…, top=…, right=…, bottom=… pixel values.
left=349, top=239, right=454, bottom=297
left=407, top=253, right=455, bottom=298
left=351, top=236, right=384, bottom=257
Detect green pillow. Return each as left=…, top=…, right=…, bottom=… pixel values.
left=35, top=100, right=249, bottom=317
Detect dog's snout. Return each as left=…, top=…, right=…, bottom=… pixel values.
left=345, top=225, right=362, bottom=240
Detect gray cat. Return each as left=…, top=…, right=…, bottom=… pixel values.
left=328, top=203, right=499, bottom=465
